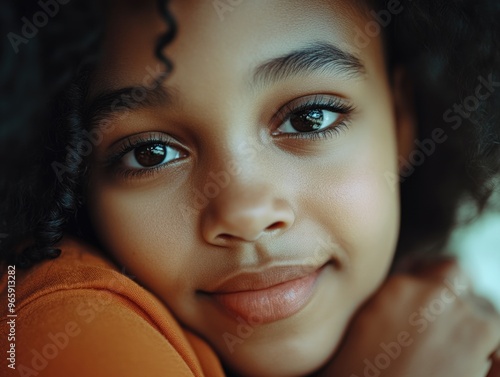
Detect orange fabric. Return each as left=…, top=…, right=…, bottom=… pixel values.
left=0, top=237, right=225, bottom=377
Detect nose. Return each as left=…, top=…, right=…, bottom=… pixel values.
left=201, top=183, right=295, bottom=245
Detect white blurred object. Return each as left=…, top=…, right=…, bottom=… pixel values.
left=449, top=210, right=500, bottom=310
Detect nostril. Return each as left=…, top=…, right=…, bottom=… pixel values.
left=266, top=221, right=286, bottom=232
left=210, top=221, right=290, bottom=245
left=217, top=234, right=235, bottom=242
left=216, top=224, right=279, bottom=243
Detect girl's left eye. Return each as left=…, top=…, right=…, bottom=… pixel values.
left=272, top=95, right=354, bottom=139
left=277, top=109, right=340, bottom=134
left=122, top=143, right=183, bottom=169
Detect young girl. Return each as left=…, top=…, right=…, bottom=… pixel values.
left=1, top=0, right=500, bottom=376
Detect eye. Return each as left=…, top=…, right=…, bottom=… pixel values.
left=277, top=109, right=340, bottom=134
left=104, top=132, right=188, bottom=180
left=271, top=94, right=355, bottom=139
left=122, top=142, right=184, bottom=169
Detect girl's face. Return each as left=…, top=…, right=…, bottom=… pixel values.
left=87, top=0, right=413, bottom=375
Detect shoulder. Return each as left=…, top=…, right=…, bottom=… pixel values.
left=0, top=237, right=223, bottom=377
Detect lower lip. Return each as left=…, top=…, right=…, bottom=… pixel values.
left=210, top=267, right=324, bottom=324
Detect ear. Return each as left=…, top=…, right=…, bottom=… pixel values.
left=392, top=66, right=416, bottom=167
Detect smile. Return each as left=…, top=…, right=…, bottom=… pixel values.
left=201, top=263, right=329, bottom=324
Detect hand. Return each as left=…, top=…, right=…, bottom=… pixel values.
left=316, top=258, right=500, bottom=377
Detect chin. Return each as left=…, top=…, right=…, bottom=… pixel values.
left=218, top=310, right=351, bottom=377
left=206, top=265, right=361, bottom=377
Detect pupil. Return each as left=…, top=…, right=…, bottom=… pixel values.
left=290, top=110, right=324, bottom=132
left=135, top=144, right=166, bottom=167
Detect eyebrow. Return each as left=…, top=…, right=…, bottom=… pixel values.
left=85, top=42, right=365, bottom=129
left=252, top=41, right=366, bottom=88
left=85, top=84, right=175, bottom=130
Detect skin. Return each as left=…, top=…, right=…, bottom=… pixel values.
left=86, top=0, right=415, bottom=376
left=317, top=261, right=500, bottom=377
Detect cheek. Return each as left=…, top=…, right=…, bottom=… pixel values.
left=87, top=186, right=199, bottom=293
left=335, top=168, right=399, bottom=278
left=306, top=113, right=400, bottom=293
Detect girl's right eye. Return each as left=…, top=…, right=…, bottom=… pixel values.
left=105, top=132, right=188, bottom=179
left=122, top=143, right=184, bottom=169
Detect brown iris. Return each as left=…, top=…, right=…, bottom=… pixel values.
left=289, top=110, right=324, bottom=132
left=134, top=144, right=166, bottom=167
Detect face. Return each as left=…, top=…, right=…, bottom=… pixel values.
left=86, top=0, right=413, bottom=376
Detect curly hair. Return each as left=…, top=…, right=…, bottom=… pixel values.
left=0, top=0, right=499, bottom=269
left=0, top=0, right=176, bottom=268
left=389, top=0, right=500, bottom=255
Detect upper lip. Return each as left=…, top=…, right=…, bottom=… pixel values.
left=202, top=262, right=329, bottom=294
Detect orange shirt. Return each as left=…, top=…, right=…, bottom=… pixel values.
left=0, top=237, right=225, bottom=377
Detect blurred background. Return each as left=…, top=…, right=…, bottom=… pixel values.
left=450, top=205, right=500, bottom=310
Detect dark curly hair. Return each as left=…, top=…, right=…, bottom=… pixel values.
left=0, top=0, right=499, bottom=269
left=0, top=0, right=176, bottom=268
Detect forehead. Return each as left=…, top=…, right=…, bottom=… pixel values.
left=92, top=0, right=381, bottom=96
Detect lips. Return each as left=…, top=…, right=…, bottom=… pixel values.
left=202, top=264, right=327, bottom=324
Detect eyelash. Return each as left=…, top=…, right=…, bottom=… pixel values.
left=273, top=94, right=354, bottom=140
left=106, top=134, right=176, bottom=180
left=107, top=95, right=355, bottom=179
